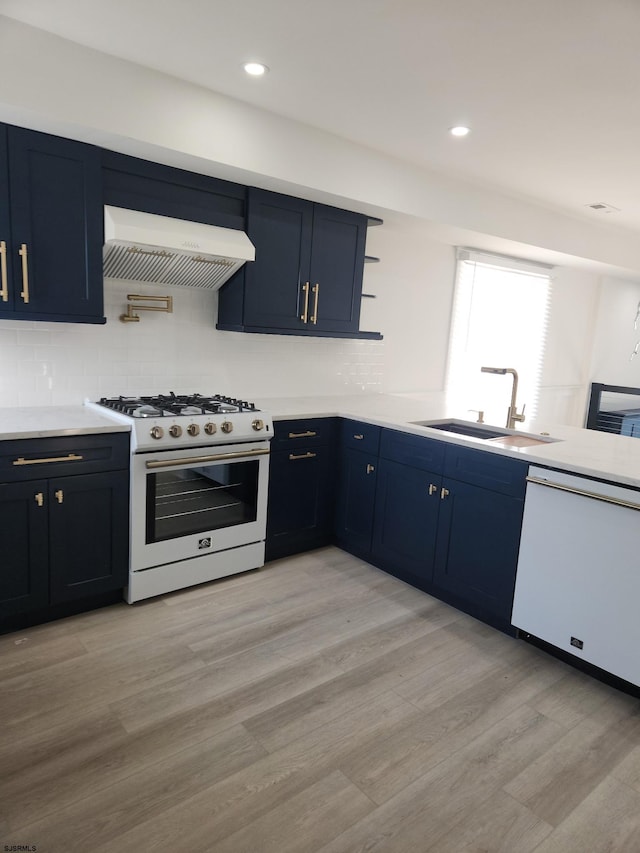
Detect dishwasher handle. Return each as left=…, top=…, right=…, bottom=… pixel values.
left=526, top=475, right=640, bottom=512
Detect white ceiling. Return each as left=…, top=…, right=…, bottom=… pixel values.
left=1, top=0, right=640, bottom=232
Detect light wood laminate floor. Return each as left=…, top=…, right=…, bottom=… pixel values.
left=1, top=547, right=639, bottom=852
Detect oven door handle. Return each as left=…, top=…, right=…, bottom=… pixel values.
left=145, top=447, right=270, bottom=469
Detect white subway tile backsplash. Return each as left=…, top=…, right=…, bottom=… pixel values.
left=0, top=280, right=386, bottom=406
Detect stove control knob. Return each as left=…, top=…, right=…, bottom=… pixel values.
left=221, top=420, right=233, bottom=434
left=187, top=423, right=200, bottom=437
left=251, top=418, right=265, bottom=431
left=169, top=425, right=183, bottom=438
left=150, top=425, right=164, bottom=440
left=204, top=422, right=217, bottom=436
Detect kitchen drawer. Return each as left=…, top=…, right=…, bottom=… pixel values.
left=272, top=418, right=338, bottom=449
left=380, top=429, right=445, bottom=473
left=443, top=444, right=527, bottom=498
left=340, top=419, right=381, bottom=455
left=0, top=433, right=130, bottom=482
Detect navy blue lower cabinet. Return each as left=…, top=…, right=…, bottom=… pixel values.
left=0, top=480, right=49, bottom=618
left=266, top=444, right=335, bottom=560
left=266, top=418, right=337, bottom=560
left=48, top=470, right=130, bottom=604
left=371, top=458, right=441, bottom=583
left=433, top=478, right=524, bottom=628
left=0, top=433, right=130, bottom=632
left=335, top=448, right=378, bottom=554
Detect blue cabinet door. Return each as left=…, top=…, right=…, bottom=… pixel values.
left=48, top=470, right=129, bottom=604
left=372, top=458, right=441, bottom=582
left=335, top=448, right=378, bottom=554
left=308, top=204, right=366, bottom=334
left=266, top=418, right=338, bottom=560
left=266, top=444, right=336, bottom=560
left=433, top=479, right=524, bottom=624
left=0, top=480, right=49, bottom=618
left=3, top=126, right=104, bottom=323
left=220, top=188, right=369, bottom=337
left=243, top=189, right=313, bottom=330
left=0, top=126, right=13, bottom=312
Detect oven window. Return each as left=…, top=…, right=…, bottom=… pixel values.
left=146, top=460, right=259, bottom=543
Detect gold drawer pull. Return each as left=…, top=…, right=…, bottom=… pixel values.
left=35, top=492, right=44, bottom=507
left=300, top=282, right=310, bottom=323
left=19, top=243, right=29, bottom=304
left=288, top=430, right=317, bottom=439
left=353, top=434, right=364, bottom=440
left=428, top=483, right=438, bottom=495
left=13, top=453, right=84, bottom=466
left=55, top=489, right=64, bottom=504
left=289, top=452, right=317, bottom=461
left=441, top=487, right=450, bottom=500
left=366, top=463, right=375, bottom=474
left=0, top=240, right=7, bottom=302
left=310, top=283, right=319, bottom=324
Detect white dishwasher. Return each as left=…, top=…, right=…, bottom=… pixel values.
left=511, top=465, right=640, bottom=687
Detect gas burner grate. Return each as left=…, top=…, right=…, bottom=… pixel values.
left=98, top=394, right=258, bottom=417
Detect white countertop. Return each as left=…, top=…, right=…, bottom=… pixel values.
left=0, top=405, right=130, bottom=440
left=1, top=394, right=639, bottom=489
left=255, top=392, right=640, bottom=489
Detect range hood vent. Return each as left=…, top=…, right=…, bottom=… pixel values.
left=103, top=206, right=255, bottom=290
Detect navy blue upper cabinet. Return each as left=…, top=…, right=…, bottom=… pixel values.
left=218, top=188, right=380, bottom=339
left=0, top=125, right=104, bottom=324
left=306, top=204, right=366, bottom=334
left=243, top=192, right=313, bottom=331
left=101, top=150, right=246, bottom=229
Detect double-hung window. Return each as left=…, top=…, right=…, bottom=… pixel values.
left=445, top=248, right=553, bottom=428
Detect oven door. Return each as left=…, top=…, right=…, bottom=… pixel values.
left=130, top=441, right=270, bottom=571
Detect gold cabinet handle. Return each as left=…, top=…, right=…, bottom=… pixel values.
left=310, top=283, right=319, bottom=324
left=366, top=463, right=375, bottom=474
left=441, top=487, right=450, bottom=500
left=353, top=434, right=364, bottom=440
left=19, top=243, right=29, bottom=304
left=288, top=430, right=317, bottom=439
left=300, top=282, right=310, bottom=323
left=13, top=453, right=84, bottom=466
left=55, top=489, right=64, bottom=504
left=289, top=451, right=317, bottom=461
left=35, top=492, right=44, bottom=507
left=0, top=240, right=7, bottom=302
left=429, top=484, right=438, bottom=496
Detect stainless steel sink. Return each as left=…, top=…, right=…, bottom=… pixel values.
left=410, top=419, right=561, bottom=446
left=410, top=420, right=509, bottom=439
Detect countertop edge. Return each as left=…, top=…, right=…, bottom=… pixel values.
left=265, top=396, right=640, bottom=490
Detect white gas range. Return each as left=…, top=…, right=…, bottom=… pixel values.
left=87, top=393, right=273, bottom=603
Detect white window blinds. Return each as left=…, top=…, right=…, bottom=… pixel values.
left=445, top=248, right=552, bottom=428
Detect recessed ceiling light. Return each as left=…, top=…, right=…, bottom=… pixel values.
left=449, top=126, right=470, bottom=137
left=243, top=62, right=269, bottom=77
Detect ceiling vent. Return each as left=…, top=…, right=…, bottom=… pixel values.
left=585, top=202, right=620, bottom=213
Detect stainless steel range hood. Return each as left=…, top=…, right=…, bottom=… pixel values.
left=103, top=206, right=255, bottom=290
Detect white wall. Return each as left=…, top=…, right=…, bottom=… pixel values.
left=0, top=18, right=617, bottom=418
left=537, top=267, right=601, bottom=425
left=589, top=276, right=640, bottom=387
left=2, top=16, right=640, bottom=277
left=0, top=217, right=454, bottom=407
left=0, top=210, right=602, bottom=429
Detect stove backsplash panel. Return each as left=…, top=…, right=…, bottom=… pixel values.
left=0, top=279, right=385, bottom=406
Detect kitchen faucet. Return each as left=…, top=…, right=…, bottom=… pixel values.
left=480, top=366, right=526, bottom=429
